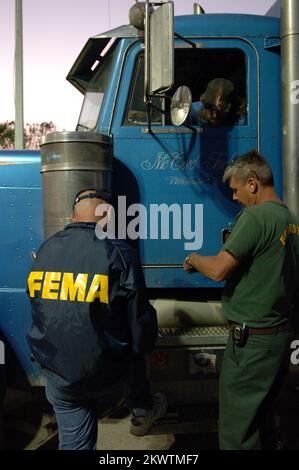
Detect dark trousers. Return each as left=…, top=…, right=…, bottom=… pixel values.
left=123, top=353, right=153, bottom=410
left=219, top=330, right=290, bottom=450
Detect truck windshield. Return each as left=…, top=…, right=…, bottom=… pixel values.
left=77, top=46, right=116, bottom=131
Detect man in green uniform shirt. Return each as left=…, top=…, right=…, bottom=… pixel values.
left=183, top=150, right=299, bottom=449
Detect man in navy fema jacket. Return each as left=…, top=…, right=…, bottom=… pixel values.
left=27, top=189, right=167, bottom=450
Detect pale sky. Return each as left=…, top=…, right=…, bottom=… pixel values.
left=0, top=0, right=276, bottom=131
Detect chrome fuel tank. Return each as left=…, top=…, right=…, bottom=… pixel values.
left=40, top=131, right=112, bottom=238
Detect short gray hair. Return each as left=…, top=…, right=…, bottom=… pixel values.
left=222, top=150, right=274, bottom=186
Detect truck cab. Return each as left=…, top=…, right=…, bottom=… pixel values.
left=68, top=13, right=281, bottom=286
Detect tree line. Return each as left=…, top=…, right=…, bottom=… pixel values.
left=0, top=121, right=57, bottom=150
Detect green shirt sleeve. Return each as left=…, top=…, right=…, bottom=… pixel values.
left=222, top=208, right=261, bottom=262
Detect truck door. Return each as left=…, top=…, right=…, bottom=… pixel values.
left=111, top=38, right=259, bottom=288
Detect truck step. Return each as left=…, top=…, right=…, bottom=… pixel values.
left=150, top=403, right=219, bottom=435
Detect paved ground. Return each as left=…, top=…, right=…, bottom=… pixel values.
left=2, top=388, right=175, bottom=450
left=3, top=382, right=299, bottom=451
left=2, top=388, right=218, bottom=450
left=98, top=413, right=175, bottom=451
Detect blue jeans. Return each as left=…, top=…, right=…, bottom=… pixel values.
left=45, top=353, right=153, bottom=450
left=45, top=388, right=98, bottom=450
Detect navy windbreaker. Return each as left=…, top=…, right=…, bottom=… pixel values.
left=27, top=222, right=157, bottom=389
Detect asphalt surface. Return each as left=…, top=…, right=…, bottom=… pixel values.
left=2, top=382, right=299, bottom=451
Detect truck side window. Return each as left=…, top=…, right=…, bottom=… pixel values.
left=125, top=48, right=247, bottom=127
left=125, top=55, right=163, bottom=126
left=174, top=48, right=247, bottom=127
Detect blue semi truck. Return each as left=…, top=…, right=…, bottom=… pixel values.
left=1, top=0, right=299, bottom=435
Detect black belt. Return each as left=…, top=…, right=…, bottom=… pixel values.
left=228, top=321, right=289, bottom=335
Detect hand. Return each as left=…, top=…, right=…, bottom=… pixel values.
left=183, top=254, right=196, bottom=273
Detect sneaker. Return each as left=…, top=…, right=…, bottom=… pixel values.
left=130, top=393, right=168, bottom=436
